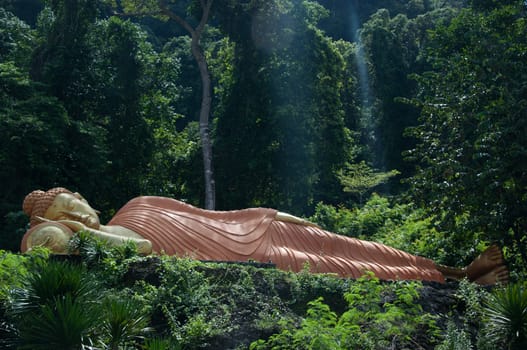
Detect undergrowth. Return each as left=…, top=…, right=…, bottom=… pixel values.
left=0, top=234, right=522, bottom=349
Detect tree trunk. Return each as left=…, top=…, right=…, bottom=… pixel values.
left=159, top=0, right=216, bottom=209
left=191, top=34, right=215, bottom=209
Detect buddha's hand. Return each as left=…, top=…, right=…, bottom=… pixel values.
left=25, top=222, right=74, bottom=254
left=35, top=216, right=88, bottom=233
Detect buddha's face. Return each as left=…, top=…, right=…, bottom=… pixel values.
left=44, top=192, right=100, bottom=229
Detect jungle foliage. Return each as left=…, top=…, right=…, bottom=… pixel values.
left=1, top=1, right=527, bottom=342
left=1, top=242, right=526, bottom=349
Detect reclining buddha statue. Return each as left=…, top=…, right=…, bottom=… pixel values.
left=21, top=187, right=509, bottom=285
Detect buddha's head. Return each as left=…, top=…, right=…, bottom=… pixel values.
left=23, top=187, right=100, bottom=229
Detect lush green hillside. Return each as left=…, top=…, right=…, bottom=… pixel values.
left=1, top=243, right=525, bottom=349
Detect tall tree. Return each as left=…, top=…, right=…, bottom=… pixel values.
left=358, top=5, right=459, bottom=183
left=212, top=0, right=280, bottom=210
left=0, top=2, right=184, bottom=249
left=118, top=0, right=216, bottom=209
left=88, top=17, right=155, bottom=206
left=407, top=1, right=527, bottom=268
left=0, top=8, right=71, bottom=250
left=213, top=0, right=354, bottom=214
left=25, top=1, right=169, bottom=214
left=29, top=0, right=110, bottom=206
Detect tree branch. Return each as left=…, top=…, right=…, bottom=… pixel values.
left=196, top=0, right=213, bottom=35
left=157, top=1, right=195, bottom=36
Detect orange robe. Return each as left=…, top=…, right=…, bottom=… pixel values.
left=108, top=197, right=445, bottom=283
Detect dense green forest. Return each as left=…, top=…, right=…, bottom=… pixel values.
left=2, top=0, right=526, bottom=274
left=1, top=0, right=527, bottom=348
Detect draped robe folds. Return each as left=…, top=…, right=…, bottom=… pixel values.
left=108, top=197, right=445, bottom=283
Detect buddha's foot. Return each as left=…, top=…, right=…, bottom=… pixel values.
left=474, top=265, right=509, bottom=286
left=466, top=245, right=507, bottom=282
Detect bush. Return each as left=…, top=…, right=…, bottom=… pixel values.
left=3, top=253, right=154, bottom=349
left=101, top=295, right=152, bottom=349
left=310, top=194, right=453, bottom=264
left=310, top=194, right=402, bottom=238
left=0, top=250, right=29, bottom=302
left=251, top=273, right=439, bottom=350
left=435, top=321, right=474, bottom=350
left=5, top=260, right=101, bottom=349
left=482, top=282, right=527, bottom=350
